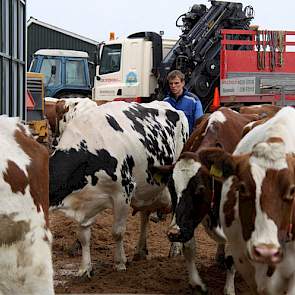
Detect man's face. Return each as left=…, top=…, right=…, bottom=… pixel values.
left=169, top=77, right=185, bottom=98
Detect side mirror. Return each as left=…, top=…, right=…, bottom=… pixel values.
left=51, top=65, right=56, bottom=75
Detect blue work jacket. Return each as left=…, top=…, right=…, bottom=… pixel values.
left=164, top=89, right=204, bottom=135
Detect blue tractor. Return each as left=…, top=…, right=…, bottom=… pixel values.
left=29, top=49, right=92, bottom=98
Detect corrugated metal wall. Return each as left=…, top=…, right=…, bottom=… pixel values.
left=0, top=0, right=26, bottom=118
left=27, top=24, right=98, bottom=79
left=27, top=24, right=98, bottom=67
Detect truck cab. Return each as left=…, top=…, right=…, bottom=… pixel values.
left=93, top=33, right=176, bottom=102
left=29, top=49, right=92, bottom=98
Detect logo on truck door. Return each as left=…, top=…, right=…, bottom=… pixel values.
left=126, top=71, right=138, bottom=84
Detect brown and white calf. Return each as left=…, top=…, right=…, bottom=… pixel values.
left=0, top=116, right=54, bottom=295
left=151, top=107, right=259, bottom=294
left=199, top=106, right=295, bottom=294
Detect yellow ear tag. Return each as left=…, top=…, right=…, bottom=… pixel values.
left=210, top=165, right=223, bottom=178
left=154, top=173, right=162, bottom=183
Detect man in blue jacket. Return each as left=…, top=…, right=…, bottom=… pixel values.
left=164, top=70, right=204, bottom=135
left=150, top=71, right=204, bottom=223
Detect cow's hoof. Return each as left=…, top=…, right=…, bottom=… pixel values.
left=114, top=263, right=126, bottom=271
left=133, top=253, right=147, bottom=261
left=191, top=285, right=208, bottom=295
left=133, top=248, right=148, bottom=261
left=77, top=267, right=94, bottom=278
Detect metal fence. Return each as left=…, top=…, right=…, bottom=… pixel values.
left=0, top=0, right=26, bottom=119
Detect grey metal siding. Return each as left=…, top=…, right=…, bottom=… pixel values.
left=27, top=24, right=98, bottom=68
left=0, top=0, right=26, bottom=118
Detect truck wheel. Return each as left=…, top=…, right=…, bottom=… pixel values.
left=193, top=75, right=211, bottom=98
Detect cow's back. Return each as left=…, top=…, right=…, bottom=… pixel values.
left=0, top=116, right=54, bottom=295
left=234, top=106, right=295, bottom=155
left=184, top=107, right=258, bottom=153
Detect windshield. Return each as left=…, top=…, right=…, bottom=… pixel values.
left=99, top=44, right=122, bottom=75
left=29, top=58, right=38, bottom=72
left=40, top=58, right=61, bottom=86
left=65, top=60, right=86, bottom=86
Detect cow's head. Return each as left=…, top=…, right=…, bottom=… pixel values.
left=45, top=99, right=70, bottom=146
left=199, top=138, right=295, bottom=265
left=150, top=152, right=214, bottom=243
left=53, top=100, right=72, bottom=139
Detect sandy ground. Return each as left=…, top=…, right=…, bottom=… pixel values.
left=51, top=209, right=250, bottom=294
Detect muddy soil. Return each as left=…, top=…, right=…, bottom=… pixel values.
left=51, top=210, right=250, bottom=294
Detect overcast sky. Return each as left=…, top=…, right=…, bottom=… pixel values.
left=27, top=0, right=295, bottom=42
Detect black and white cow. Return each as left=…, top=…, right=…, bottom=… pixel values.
left=49, top=100, right=189, bottom=276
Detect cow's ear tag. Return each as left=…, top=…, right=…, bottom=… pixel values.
left=210, top=165, right=223, bottom=178
left=153, top=173, right=162, bottom=183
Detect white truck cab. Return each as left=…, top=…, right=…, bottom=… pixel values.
left=93, top=32, right=176, bottom=101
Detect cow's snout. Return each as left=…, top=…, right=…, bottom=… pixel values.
left=167, top=224, right=194, bottom=243
left=52, top=137, right=59, bottom=147
left=252, top=244, right=283, bottom=264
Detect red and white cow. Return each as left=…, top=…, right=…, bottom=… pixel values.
left=199, top=106, right=295, bottom=294
left=150, top=107, right=259, bottom=294
left=0, top=116, right=54, bottom=295
left=49, top=100, right=189, bottom=277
